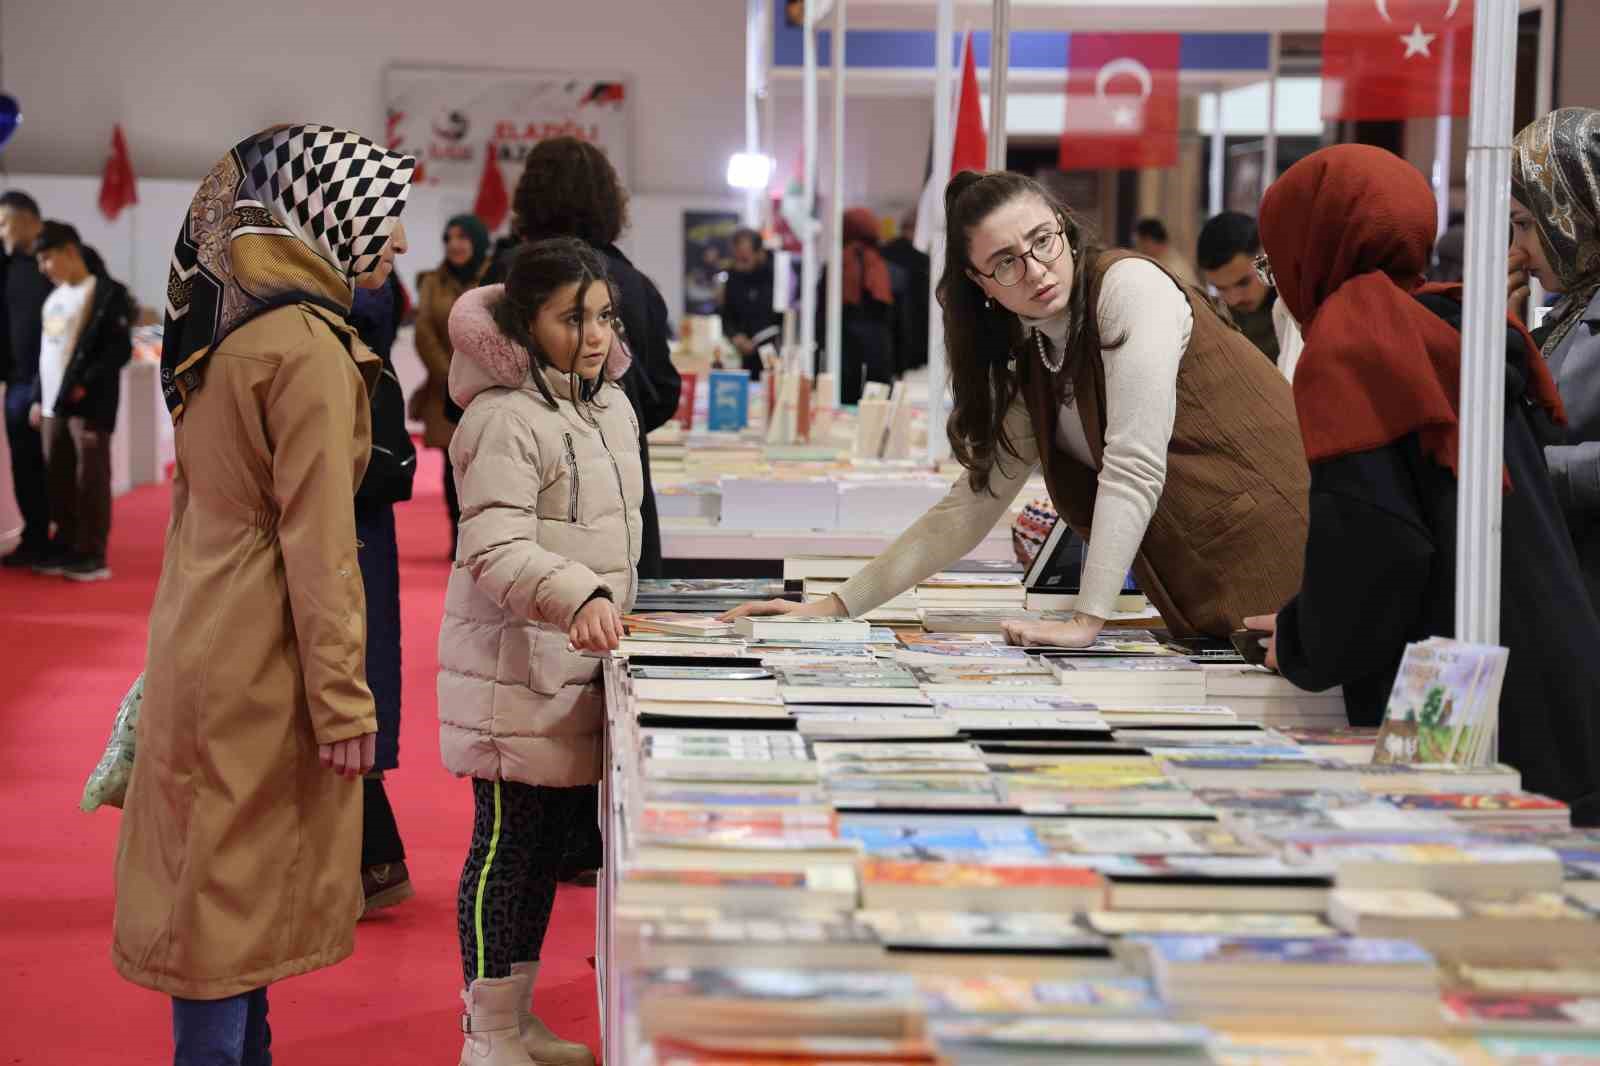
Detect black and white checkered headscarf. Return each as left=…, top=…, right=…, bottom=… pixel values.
left=161, top=124, right=415, bottom=421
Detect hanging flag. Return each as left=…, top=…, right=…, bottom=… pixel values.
left=473, top=141, right=510, bottom=232
left=951, top=32, right=988, bottom=175
left=1058, top=33, right=1181, bottom=172
left=98, top=124, right=138, bottom=221
left=1322, top=0, right=1473, bottom=120
left=913, top=32, right=986, bottom=252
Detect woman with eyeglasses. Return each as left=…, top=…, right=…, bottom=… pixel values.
left=726, top=170, right=1309, bottom=645
left=1240, top=144, right=1600, bottom=821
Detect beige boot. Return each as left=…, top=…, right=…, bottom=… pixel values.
left=509, top=962, right=597, bottom=1066
left=459, top=976, right=538, bottom=1066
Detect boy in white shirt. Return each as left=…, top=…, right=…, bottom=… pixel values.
left=29, top=221, right=134, bottom=581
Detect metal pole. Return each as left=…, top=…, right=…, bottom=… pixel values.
left=1262, top=33, right=1280, bottom=203
left=826, top=0, right=846, bottom=404
left=801, top=0, right=819, bottom=367
left=1457, top=0, right=1518, bottom=662
left=1528, top=0, right=1556, bottom=315
left=987, top=0, right=1011, bottom=171
left=1434, top=115, right=1453, bottom=239
left=1208, top=92, right=1225, bottom=217
left=927, top=0, right=954, bottom=460
left=744, top=0, right=765, bottom=227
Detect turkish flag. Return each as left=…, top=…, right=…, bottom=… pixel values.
left=474, top=141, right=510, bottom=233
left=951, top=32, right=988, bottom=174
left=1323, top=0, right=1473, bottom=120
left=98, top=124, right=138, bottom=221
left=1058, top=34, right=1181, bottom=172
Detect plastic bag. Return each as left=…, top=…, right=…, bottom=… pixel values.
left=81, top=672, right=143, bottom=812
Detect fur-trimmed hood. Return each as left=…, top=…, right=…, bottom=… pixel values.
left=446, top=283, right=632, bottom=410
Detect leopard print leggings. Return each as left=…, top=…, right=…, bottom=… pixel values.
left=457, top=778, right=594, bottom=987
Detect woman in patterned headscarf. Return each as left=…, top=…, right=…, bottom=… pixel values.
left=1512, top=108, right=1600, bottom=609
left=113, top=124, right=413, bottom=1065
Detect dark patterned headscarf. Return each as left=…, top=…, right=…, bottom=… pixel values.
left=1512, top=108, right=1600, bottom=356
left=161, top=124, right=415, bottom=421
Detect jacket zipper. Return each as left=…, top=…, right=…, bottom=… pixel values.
left=563, top=432, right=580, bottom=523
left=592, top=419, right=634, bottom=603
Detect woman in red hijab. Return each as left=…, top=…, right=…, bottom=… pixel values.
left=823, top=207, right=900, bottom=404
left=1246, top=144, right=1600, bottom=822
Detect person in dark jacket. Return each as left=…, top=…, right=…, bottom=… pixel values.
left=1246, top=144, right=1600, bottom=824
left=721, top=228, right=782, bottom=378
left=0, top=191, right=55, bottom=567
left=880, top=209, right=931, bottom=374
left=1511, top=108, right=1600, bottom=615
left=28, top=222, right=134, bottom=581
left=486, top=136, right=681, bottom=580
left=347, top=266, right=419, bottom=914
left=815, top=207, right=899, bottom=405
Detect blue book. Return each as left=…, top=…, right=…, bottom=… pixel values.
left=1141, top=934, right=1435, bottom=969
left=840, top=818, right=1049, bottom=863
left=707, top=369, right=752, bottom=431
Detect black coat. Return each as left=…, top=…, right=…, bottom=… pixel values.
left=1275, top=294, right=1600, bottom=821
left=350, top=278, right=417, bottom=508
left=721, top=259, right=782, bottom=378
left=48, top=273, right=135, bottom=432
left=880, top=237, right=931, bottom=374
left=483, top=241, right=681, bottom=578
left=4, top=251, right=55, bottom=388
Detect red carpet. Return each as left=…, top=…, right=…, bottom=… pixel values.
left=0, top=449, right=602, bottom=1063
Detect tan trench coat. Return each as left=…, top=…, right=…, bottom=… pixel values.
left=411, top=265, right=482, bottom=450
left=113, top=303, right=379, bottom=999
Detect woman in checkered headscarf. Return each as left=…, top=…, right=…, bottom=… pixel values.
left=114, top=125, right=413, bottom=1062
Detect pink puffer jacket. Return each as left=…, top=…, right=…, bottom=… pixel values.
left=436, top=285, right=643, bottom=787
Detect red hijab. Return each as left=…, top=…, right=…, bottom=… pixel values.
left=842, top=207, right=894, bottom=306
left=1259, top=144, right=1563, bottom=480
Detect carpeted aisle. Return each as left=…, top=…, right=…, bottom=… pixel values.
left=0, top=448, right=602, bottom=1064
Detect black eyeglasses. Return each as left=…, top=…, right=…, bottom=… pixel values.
left=974, top=228, right=1068, bottom=287
left=1253, top=252, right=1275, bottom=288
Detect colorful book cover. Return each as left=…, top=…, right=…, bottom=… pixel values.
left=1384, top=792, right=1569, bottom=814
left=863, top=910, right=1102, bottom=952
left=839, top=820, right=1049, bottom=863
left=1375, top=641, right=1496, bottom=765
left=706, top=368, right=751, bottom=431
left=1142, top=934, right=1434, bottom=967
left=1086, top=911, right=1336, bottom=938
left=917, top=976, right=1160, bottom=1015
left=1444, top=992, right=1600, bottom=1029
left=862, top=860, right=1103, bottom=890
left=626, top=869, right=811, bottom=889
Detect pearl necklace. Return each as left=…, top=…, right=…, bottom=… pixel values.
left=1033, top=326, right=1066, bottom=375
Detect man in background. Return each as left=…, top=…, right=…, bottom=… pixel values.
left=0, top=191, right=54, bottom=568
left=1198, top=210, right=1303, bottom=379
left=720, top=228, right=782, bottom=378
left=1133, top=217, right=1198, bottom=287
left=30, top=222, right=134, bottom=581
left=880, top=208, right=931, bottom=373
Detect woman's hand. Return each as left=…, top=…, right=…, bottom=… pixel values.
left=319, top=732, right=376, bottom=778
left=718, top=594, right=847, bottom=623
left=1508, top=248, right=1531, bottom=315
left=571, top=596, right=624, bottom=653
left=1001, top=613, right=1106, bottom=649
left=1242, top=614, right=1279, bottom=671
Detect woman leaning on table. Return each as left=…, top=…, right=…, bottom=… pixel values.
left=726, top=170, right=1310, bottom=643
left=1242, top=144, right=1600, bottom=824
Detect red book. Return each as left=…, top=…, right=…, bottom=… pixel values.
left=675, top=373, right=697, bottom=431
left=1058, top=34, right=1181, bottom=172
left=1322, top=0, right=1473, bottom=121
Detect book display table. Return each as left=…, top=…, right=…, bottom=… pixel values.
left=592, top=601, right=1598, bottom=1064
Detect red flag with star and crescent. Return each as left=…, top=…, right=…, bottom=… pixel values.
left=1322, top=0, right=1473, bottom=120
left=1058, top=34, right=1181, bottom=172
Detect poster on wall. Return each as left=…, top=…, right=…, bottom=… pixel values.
left=384, top=66, right=631, bottom=191
left=683, top=210, right=740, bottom=316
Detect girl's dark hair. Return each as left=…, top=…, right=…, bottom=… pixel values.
left=511, top=137, right=629, bottom=247
left=941, top=170, right=1109, bottom=493
left=491, top=237, right=616, bottom=420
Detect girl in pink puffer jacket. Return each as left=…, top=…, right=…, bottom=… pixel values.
left=438, top=238, right=642, bottom=1066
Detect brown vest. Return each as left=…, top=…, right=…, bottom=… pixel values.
left=1020, top=250, right=1310, bottom=638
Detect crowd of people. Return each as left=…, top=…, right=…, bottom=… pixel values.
left=1, top=194, right=136, bottom=581
left=7, top=105, right=1600, bottom=1065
